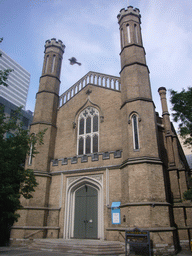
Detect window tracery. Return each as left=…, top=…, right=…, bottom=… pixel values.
left=77, top=107, right=99, bottom=155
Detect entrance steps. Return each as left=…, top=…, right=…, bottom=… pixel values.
left=28, top=239, right=125, bottom=255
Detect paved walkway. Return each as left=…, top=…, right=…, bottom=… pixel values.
left=0, top=246, right=191, bottom=256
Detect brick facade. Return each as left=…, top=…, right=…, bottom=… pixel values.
left=11, top=7, right=191, bottom=255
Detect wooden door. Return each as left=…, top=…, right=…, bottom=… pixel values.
left=74, top=185, right=98, bottom=239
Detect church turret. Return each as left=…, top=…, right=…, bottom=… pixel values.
left=117, top=6, right=152, bottom=105
left=118, top=7, right=180, bottom=252
left=30, top=38, right=65, bottom=173
left=19, top=39, right=65, bottom=239
left=117, top=7, right=158, bottom=161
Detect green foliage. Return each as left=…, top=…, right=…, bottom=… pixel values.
left=0, top=106, right=46, bottom=245
left=0, top=38, right=13, bottom=87
left=183, top=178, right=192, bottom=201
left=170, top=87, right=192, bottom=147
left=183, top=189, right=192, bottom=201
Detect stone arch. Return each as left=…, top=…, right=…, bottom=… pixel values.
left=73, top=98, right=104, bottom=128
left=63, top=175, right=104, bottom=239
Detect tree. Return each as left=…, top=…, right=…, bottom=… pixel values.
left=0, top=107, right=46, bottom=245
left=170, top=87, right=192, bottom=147
left=170, top=87, right=192, bottom=201
left=0, top=39, right=46, bottom=244
left=0, top=38, right=13, bottom=87
left=183, top=178, right=192, bottom=201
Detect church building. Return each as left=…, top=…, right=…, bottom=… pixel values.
left=11, top=6, right=191, bottom=254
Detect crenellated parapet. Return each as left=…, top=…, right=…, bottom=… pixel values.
left=117, top=6, right=141, bottom=24
left=45, top=38, right=65, bottom=53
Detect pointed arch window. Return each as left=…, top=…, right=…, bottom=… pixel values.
left=132, top=114, right=140, bottom=150
left=77, top=107, right=99, bottom=155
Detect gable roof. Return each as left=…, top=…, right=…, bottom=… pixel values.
left=59, top=71, right=120, bottom=108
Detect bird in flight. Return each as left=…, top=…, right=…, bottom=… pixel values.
left=68, top=57, right=81, bottom=66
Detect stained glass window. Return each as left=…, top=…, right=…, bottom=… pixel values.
left=93, top=115, right=98, bottom=132
left=93, top=135, right=98, bottom=153
left=79, top=137, right=84, bottom=155
left=79, top=118, right=84, bottom=135
left=86, top=136, right=91, bottom=154
left=86, top=116, right=91, bottom=133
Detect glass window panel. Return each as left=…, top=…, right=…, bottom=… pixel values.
left=79, top=118, right=84, bottom=135
left=93, top=115, right=98, bottom=132
left=93, top=135, right=98, bottom=153
left=133, top=115, right=139, bottom=150
left=79, top=137, right=84, bottom=155
left=86, top=116, right=91, bottom=133
left=86, top=136, right=91, bottom=154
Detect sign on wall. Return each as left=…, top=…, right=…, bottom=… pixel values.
left=111, top=202, right=121, bottom=224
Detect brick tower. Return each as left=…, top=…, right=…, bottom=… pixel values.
left=12, top=39, right=65, bottom=239
left=117, top=7, right=179, bottom=252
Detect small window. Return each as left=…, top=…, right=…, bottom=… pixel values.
left=77, top=107, right=99, bottom=155
left=121, top=29, right=124, bottom=48
left=132, top=114, right=139, bottom=150
left=57, top=58, right=61, bottom=77
left=44, top=55, right=49, bottom=73
left=51, top=55, right=56, bottom=73
left=28, top=141, right=33, bottom=165
left=127, top=24, right=131, bottom=43
left=134, top=24, right=138, bottom=44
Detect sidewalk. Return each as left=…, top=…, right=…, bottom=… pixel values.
left=0, top=246, right=191, bottom=255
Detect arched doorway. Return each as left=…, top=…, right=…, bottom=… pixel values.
left=64, top=175, right=104, bottom=240
left=74, top=185, right=98, bottom=239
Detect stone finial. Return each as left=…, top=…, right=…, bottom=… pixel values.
left=117, top=6, right=141, bottom=23
left=45, top=38, right=65, bottom=52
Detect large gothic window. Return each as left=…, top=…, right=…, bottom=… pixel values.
left=77, top=107, right=99, bottom=155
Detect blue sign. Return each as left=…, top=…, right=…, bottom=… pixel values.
left=111, top=202, right=121, bottom=224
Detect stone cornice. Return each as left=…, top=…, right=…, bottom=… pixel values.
left=36, top=90, right=59, bottom=98
left=120, top=62, right=150, bottom=74
left=121, top=156, right=163, bottom=168
left=51, top=164, right=121, bottom=176
left=30, top=121, right=57, bottom=128
left=120, top=97, right=154, bottom=109
left=40, top=74, right=61, bottom=82
left=119, top=43, right=145, bottom=56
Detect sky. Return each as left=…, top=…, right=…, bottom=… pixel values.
left=1, top=0, right=192, bottom=122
